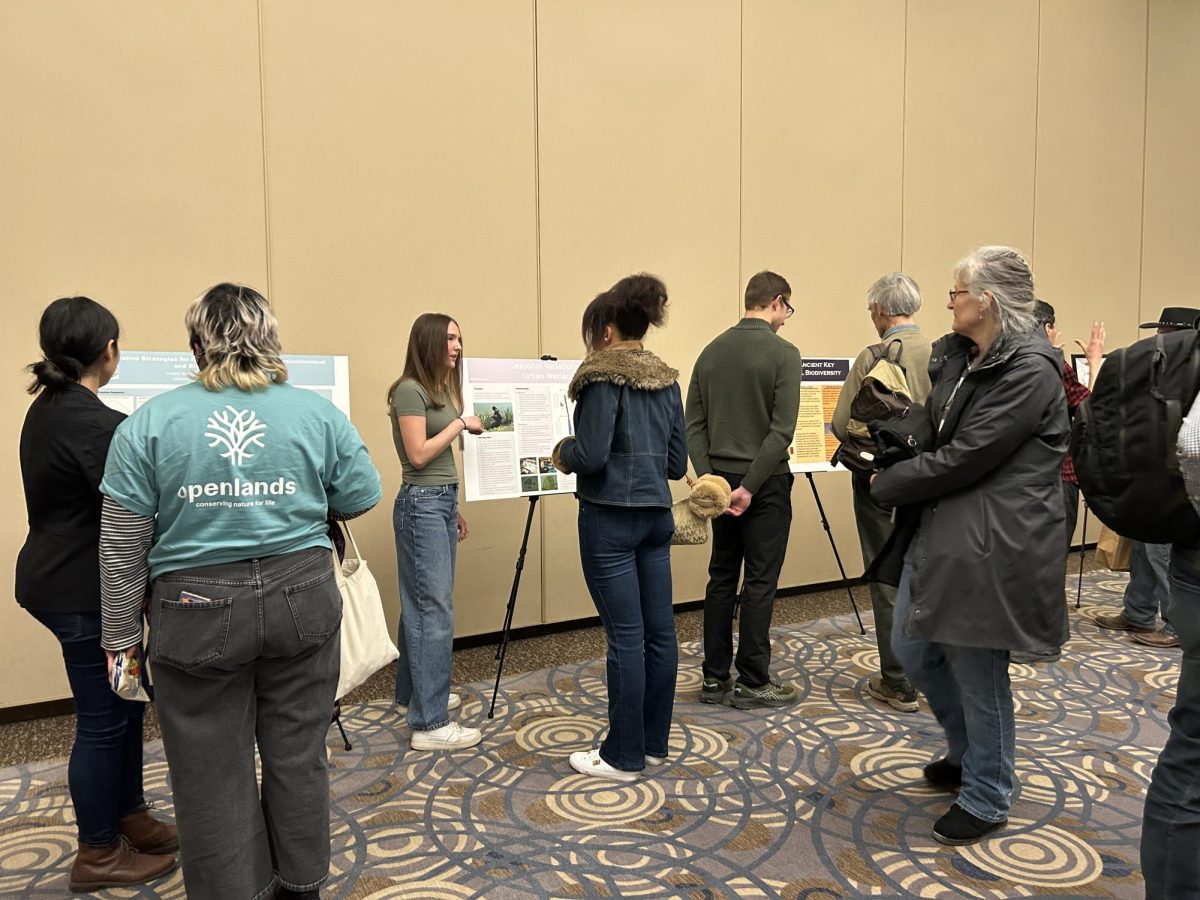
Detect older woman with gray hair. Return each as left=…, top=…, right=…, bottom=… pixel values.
left=831, top=273, right=933, bottom=714
left=870, top=246, right=1069, bottom=844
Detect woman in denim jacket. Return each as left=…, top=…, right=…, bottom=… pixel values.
left=553, top=274, right=687, bottom=781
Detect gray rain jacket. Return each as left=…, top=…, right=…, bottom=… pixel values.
left=871, top=330, right=1070, bottom=652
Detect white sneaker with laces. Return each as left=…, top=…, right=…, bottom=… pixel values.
left=410, top=721, right=482, bottom=751
left=569, top=749, right=639, bottom=782
left=397, top=692, right=461, bottom=716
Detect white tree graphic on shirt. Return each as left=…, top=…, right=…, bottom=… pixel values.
left=205, top=406, right=267, bottom=466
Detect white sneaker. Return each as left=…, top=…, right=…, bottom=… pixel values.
left=411, top=721, right=482, bottom=751
left=645, top=755, right=668, bottom=766
left=397, top=692, right=461, bottom=716
left=569, top=749, right=639, bottom=783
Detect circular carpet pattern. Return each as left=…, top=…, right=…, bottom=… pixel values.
left=0, top=571, right=1170, bottom=897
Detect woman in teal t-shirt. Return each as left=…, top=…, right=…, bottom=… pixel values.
left=388, top=312, right=484, bottom=751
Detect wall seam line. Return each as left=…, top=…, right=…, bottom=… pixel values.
left=256, top=0, right=274, bottom=299
left=737, top=0, right=744, bottom=316
left=899, top=0, right=908, bottom=269
left=532, top=0, right=547, bottom=625
left=1031, top=0, right=1042, bottom=263
left=1136, top=0, right=1151, bottom=330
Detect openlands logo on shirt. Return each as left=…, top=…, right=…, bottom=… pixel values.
left=206, top=406, right=267, bottom=466
left=176, top=405, right=298, bottom=507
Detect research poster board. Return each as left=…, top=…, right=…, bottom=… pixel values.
left=461, top=357, right=583, bottom=502
left=98, top=351, right=351, bottom=416
left=788, top=357, right=854, bottom=474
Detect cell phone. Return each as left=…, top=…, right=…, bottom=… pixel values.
left=177, top=590, right=212, bottom=604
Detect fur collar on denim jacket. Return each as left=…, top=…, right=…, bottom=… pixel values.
left=567, top=342, right=679, bottom=400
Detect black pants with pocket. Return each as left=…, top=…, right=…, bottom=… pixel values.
left=702, top=470, right=793, bottom=688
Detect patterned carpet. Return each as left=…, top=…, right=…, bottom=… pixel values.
left=0, top=570, right=1177, bottom=898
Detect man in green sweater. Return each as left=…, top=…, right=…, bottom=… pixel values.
left=686, top=271, right=803, bottom=709
left=830, top=272, right=932, bottom=714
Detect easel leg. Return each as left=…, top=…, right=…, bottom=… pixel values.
left=1076, top=503, right=1088, bottom=609
left=805, top=473, right=865, bottom=634
left=489, top=495, right=539, bottom=719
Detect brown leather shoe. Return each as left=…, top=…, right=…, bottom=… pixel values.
left=1130, top=628, right=1182, bottom=649
left=69, top=836, right=177, bottom=893
left=119, top=807, right=179, bottom=854
left=1091, top=612, right=1155, bottom=633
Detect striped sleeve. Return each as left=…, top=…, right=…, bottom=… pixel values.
left=100, top=495, right=156, bottom=651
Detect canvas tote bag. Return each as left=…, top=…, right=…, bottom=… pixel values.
left=334, top=522, right=399, bottom=699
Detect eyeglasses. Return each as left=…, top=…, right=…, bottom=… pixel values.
left=778, top=295, right=795, bottom=318
left=947, top=289, right=971, bottom=303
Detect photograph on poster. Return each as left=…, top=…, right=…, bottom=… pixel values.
left=475, top=402, right=515, bottom=432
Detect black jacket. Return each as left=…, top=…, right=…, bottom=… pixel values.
left=871, top=331, right=1070, bottom=652
left=16, top=384, right=126, bottom=613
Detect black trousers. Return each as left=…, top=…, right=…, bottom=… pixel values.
left=702, top=470, right=793, bottom=687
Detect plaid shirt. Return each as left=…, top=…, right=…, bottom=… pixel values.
left=1061, top=361, right=1090, bottom=484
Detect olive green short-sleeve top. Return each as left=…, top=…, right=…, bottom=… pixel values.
left=389, top=380, right=460, bottom=485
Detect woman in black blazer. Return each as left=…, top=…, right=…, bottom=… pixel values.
left=16, top=298, right=177, bottom=892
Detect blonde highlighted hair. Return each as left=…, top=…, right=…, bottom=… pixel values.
left=186, top=283, right=288, bottom=391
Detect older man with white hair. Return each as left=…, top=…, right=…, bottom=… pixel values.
left=831, top=272, right=932, bottom=713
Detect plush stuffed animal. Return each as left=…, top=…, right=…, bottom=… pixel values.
left=672, top=474, right=731, bottom=545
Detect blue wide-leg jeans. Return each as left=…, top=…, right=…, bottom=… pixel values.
left=393, top=483, right=457, bottom=731
left=577, top=500, right=677, bottom=772
left=892, top=549, right=1015, bottom=823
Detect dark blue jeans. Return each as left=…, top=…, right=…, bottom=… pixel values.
left=1141, top=547, right=1200, bottom=898
left=577, top=500, right=677, bottom=772
left=27, top=610, right=146, bottom=846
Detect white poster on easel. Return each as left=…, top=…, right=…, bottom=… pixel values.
left=788, top=356, right=854, bottom=474
left=98, top=351, right=351, bottom=415
left=461, top=357, right=584, bottom=502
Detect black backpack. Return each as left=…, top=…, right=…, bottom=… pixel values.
left=1070, top=328, right=1200, bottom=543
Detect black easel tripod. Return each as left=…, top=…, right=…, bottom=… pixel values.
left=805, top=472, right=865, bottom=634
left=488, top=495, right=539, bottom=718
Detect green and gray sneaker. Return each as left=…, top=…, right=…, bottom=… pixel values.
left=700, top=677, right=733, bottom=705
left=731, top=679, right=798, bottom=710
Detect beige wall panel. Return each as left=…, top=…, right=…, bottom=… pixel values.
left=1142, top=0, right=1200, bottom=328
left=742, top=1, right=906, bottom=590
left=0, top=1, right=267, bottom=708
left=903, top=1, right=1039, bottom=299
left=536, top=0, right=741, bottom=619
left=1034, top=0, right=1146, bottom=353
left=260, top=1, right=541, bottom=637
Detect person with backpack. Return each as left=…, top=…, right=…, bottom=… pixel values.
left=870, top=246, right=1069, bottom=845
left=830, top=272, right=932, bottom=713
left=1087, top=306, right=1199, bottom=651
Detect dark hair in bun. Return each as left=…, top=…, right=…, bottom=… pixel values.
left=581, top=273, right=668, bottom=351
left=27, top=297, right=120, bottom=394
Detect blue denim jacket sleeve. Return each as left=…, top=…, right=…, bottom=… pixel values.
left=667, top=382, right=687, bottom=480
left=558, top=382, right=619, bottom=475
